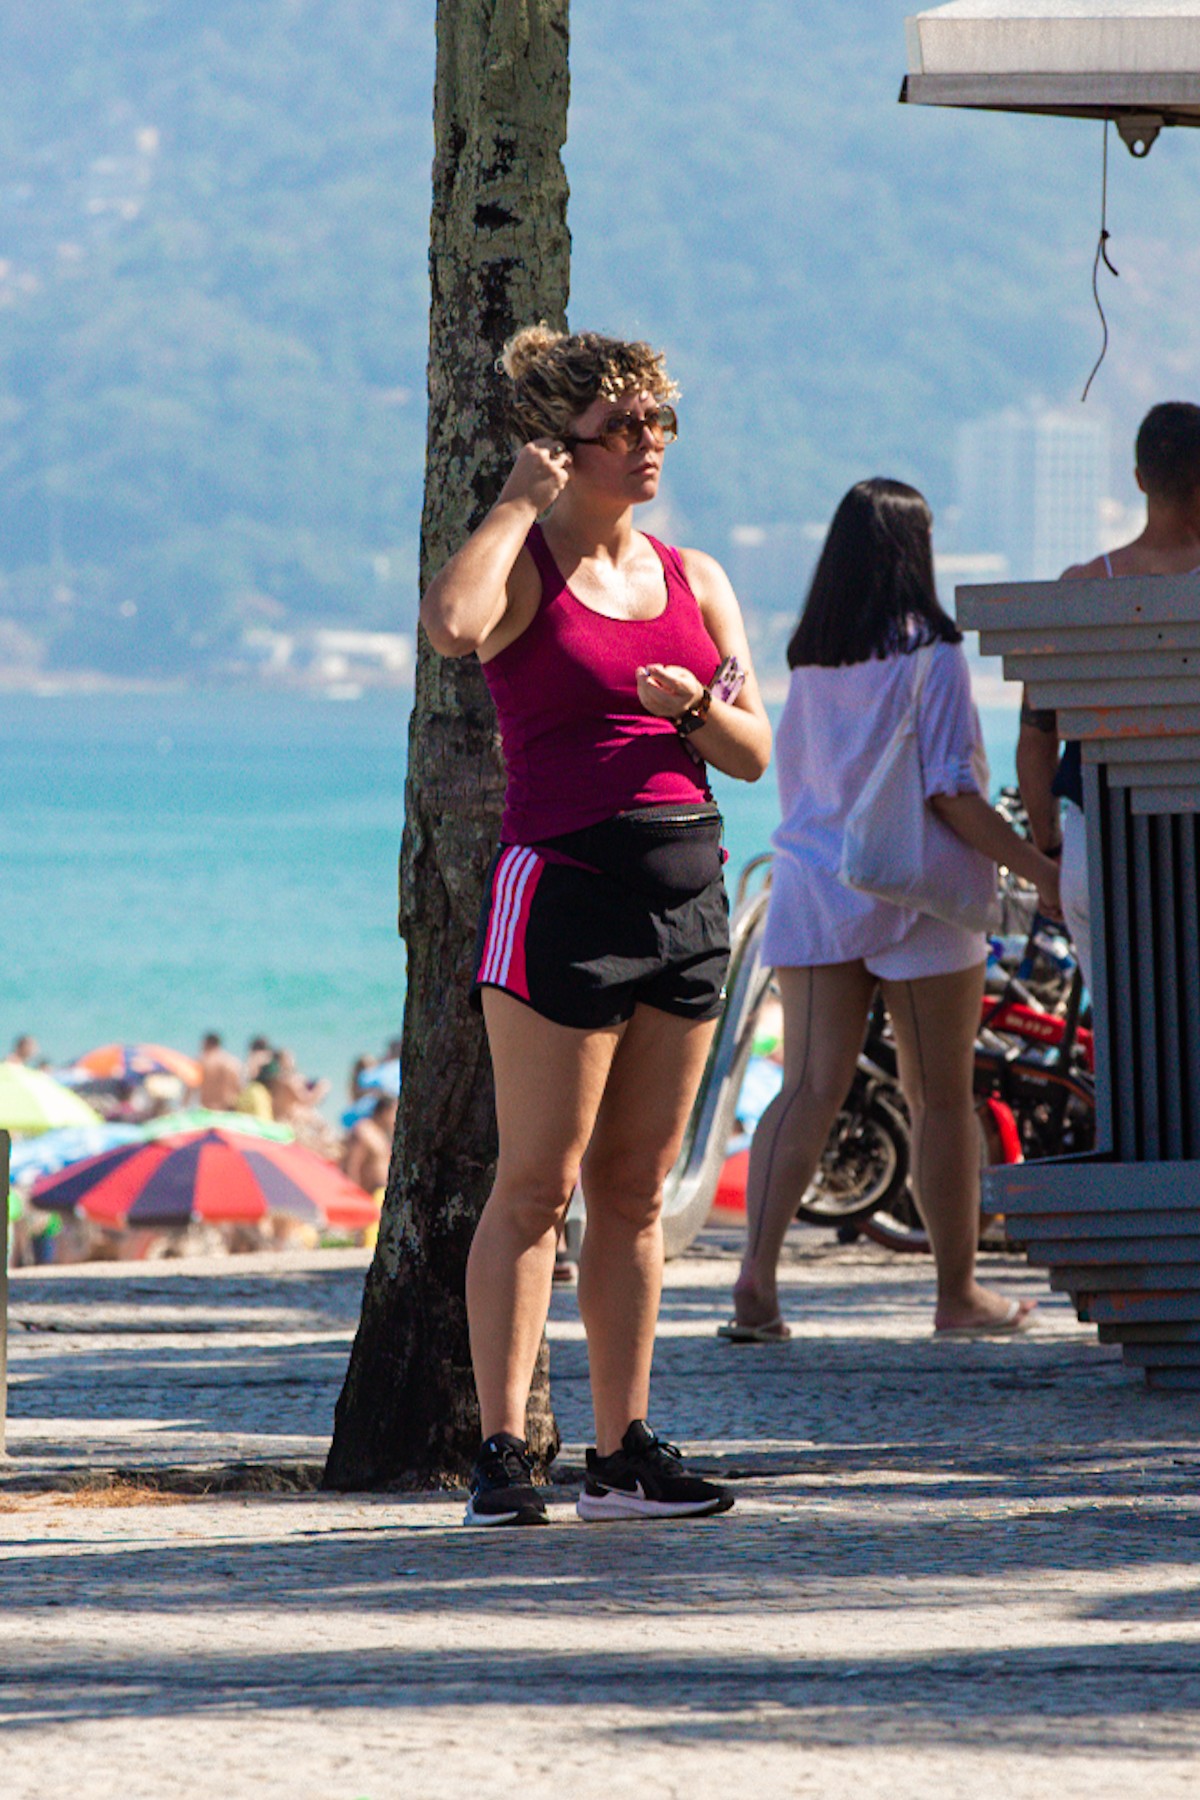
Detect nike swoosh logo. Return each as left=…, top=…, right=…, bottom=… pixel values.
left=598, top=1478, right=646, bottom=1499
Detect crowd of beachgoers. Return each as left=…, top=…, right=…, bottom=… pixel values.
left=3, top=1030, right=399, bottom=1267
left=4, top=1015, right=794, bottom=1275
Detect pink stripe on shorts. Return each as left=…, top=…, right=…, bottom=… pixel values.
left=478, top=846, right=545, bottom=1001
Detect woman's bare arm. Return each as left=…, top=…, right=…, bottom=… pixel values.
left=419, top=441, right=570, bottom=657
left=930, top=790, right=1062, bottom=917
left=636, top=548, right=772, bottom=782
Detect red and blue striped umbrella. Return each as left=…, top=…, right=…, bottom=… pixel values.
left=29, top=1128, right=379, bottom=1231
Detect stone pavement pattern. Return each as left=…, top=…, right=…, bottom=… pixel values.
left=3, top=1228, right=1200, bottom=1799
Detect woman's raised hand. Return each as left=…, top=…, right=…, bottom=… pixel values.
left=498, top=438, right=573, bottom=516
left=636, top=663, right=705, bottom=718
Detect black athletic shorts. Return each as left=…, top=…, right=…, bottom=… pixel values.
left=470, top=804, right=731, bottom=1030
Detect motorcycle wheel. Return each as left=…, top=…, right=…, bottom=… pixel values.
left=859, top=1188, right=930, bottom=1254
left=794, top=1079, right=910, bottom=1227
left=861, top=1101, right=1017, bottom=1255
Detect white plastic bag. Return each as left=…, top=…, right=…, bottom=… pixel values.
left=838, top=646, right=999, bottom=933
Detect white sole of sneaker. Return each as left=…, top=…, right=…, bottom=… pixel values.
left=462, top=1499, right=548, bottom=1527
left=575, top=1491, right=731, bottom=1521
left=463, top=1505, right=518, bottom=1527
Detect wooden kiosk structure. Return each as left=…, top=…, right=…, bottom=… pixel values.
left=903, top=2, right=1200, bottom=1387
left=902, top=2, right=1200, bottom=148
left=959, top=577, right=1200, bottom=1389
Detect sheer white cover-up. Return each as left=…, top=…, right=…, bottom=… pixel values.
left=761, top=639, right=989, bottom=971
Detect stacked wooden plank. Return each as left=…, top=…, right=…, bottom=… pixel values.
left=958, top=574, right=1200, bottom=1390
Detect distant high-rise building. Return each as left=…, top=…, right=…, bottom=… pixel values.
left=955, top=403, right=1111, bottom=580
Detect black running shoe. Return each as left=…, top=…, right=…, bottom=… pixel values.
left=464, top=1432, right=550, bottom=1528
left=577, top=1420, right=735, bottom=1521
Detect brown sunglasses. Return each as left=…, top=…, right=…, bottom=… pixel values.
left=563, top=403, right=678, bottom=455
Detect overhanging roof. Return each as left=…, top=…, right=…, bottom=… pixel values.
left=902, top=2, right=1200, bottom=150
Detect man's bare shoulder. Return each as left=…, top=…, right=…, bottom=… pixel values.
left=1059, top=554, right=1109, bottom=582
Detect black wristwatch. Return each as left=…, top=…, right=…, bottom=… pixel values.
left=673, top=686, right=712, bottom=739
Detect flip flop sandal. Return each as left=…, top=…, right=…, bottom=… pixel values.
left=716, top=1316, right=792, bottom=1343
left=934, top=1300, right=1037, bottom=1338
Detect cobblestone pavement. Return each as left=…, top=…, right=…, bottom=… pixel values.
left=3, top=1228, right=1200, bottom=1799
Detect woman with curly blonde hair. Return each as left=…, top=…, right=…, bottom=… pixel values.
left=422, top=325, right=770, bottom=1527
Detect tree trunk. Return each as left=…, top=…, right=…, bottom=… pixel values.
left=323, top=0, right=570, bottom=1491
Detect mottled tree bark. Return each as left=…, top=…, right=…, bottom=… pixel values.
left=323, top=0, right=570, bottom=1491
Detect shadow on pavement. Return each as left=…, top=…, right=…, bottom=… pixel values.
left=3, top=1635, right=1198, bottom=1756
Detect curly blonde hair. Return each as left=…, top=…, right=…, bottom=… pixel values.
left=499, top=324, right=679, bottom=442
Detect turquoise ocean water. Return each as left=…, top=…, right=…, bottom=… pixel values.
left=1, top=687, right=1019, bottom=1101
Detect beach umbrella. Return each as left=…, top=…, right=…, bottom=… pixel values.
left=143, top=1109, right=294, bottom=1143
left=73, top=1043, right=202, bottom=1088
left=0, top=1065, right=103, bottom=1133
left=8, top=1123, right=143, bottom=1186
left=30, top=1128, right=379, bottom=1231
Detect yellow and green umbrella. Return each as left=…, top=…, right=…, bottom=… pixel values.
left=0, top=1065, right=103, bottom=1134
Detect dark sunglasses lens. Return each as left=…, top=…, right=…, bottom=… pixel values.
left=598, top=414, right=641, bottom=451
left=600, top=406, right=677, bottom=451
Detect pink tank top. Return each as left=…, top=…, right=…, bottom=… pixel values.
left=482, top=524, right=722, bottom=843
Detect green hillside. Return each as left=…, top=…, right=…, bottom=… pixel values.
left=0, top=0, right=1196, bottom=676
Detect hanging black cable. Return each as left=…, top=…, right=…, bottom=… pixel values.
left=1081, top=118, right=1120, bottom=402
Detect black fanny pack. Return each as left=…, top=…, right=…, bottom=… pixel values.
left=537, top=802, right=725, bottom=904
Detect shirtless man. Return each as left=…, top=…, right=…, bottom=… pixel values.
left=197, top=1032, right=243, bottom=1110
left=1017, top=402, right=1200, bottom=990
left=342, top=1095, right=397, bottom=1195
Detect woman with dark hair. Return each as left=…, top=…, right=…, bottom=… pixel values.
left=722, top=478, right=1060, bottom=1343
left=422, top=325, right=770, bottom=1526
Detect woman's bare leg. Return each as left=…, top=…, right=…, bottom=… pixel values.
left=732, top=962, right=877, bottom=1328
left=470, top=991, right=620, bottom=1440
left=882, top=963, right=1036, bottom=1330
left=579, top=1004, right=717, bottom=1454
